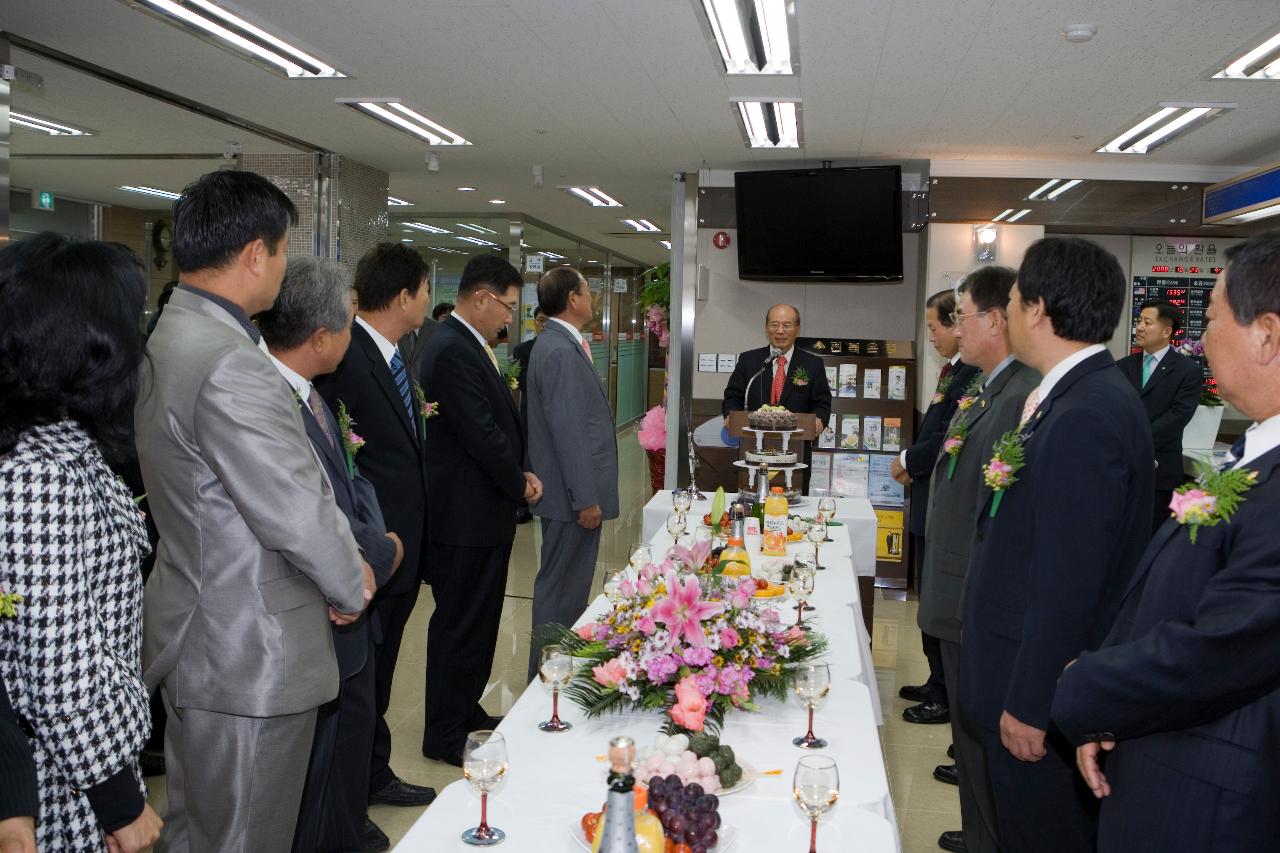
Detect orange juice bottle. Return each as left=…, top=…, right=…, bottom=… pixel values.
left=762, top=487, right=789, bottom=556
left=719, top=537, right=752, bottom=575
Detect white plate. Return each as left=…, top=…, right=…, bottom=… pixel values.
left=716, top=760, right=757, bottom=796
left=570, top=821, right=738, bottom=851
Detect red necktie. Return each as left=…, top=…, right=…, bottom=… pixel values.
left=939, top=361, right=953, bottom=382
left=770, top=355, right=787, bottom=405
left=581, top=339, right=594, bottom=365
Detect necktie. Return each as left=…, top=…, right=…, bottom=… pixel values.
left=1142, top=353, right=1156, bottom=386
left=389, top=351, right=414, bottom=421
left=1223, top=435, right=1247, bottom=469
left=482, top=343, right=501, bottom=374
left=581, top=338, right=594, bottom=365
left=770, top=355, right=787, bottom=405
left=1019, top=388, right=1041, bottom=427
left=939, top=361, right=953, bottom=382
left=306, top=387, right=335, bottom=450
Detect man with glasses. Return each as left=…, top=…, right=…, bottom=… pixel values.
left=419, top=254, right=543, bottom=767
left=721, top=304, right=832, bottom=431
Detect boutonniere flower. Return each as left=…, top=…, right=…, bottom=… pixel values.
left=502, top=359, right=522, bottom=391
left=791, top=367, right=810, bottom=387
left=413, top=384, right=440, bottom=435
left=0, top=585, right=21, bottom=620
left=943, top=421, right=969, bottom=480
left=956, top=375, right=985, bottom=411
left=1171, top=463, right=1257, bottom=543
left=336, top=400, right=366, bottom=478
left=982, top=428, right=1027, bottom=516
left=931, top=372, right=954, bottom=406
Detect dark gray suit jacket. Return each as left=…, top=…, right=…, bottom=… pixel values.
left=526, top=319, right=619, bottom=523
left=918, top=360, right=1039, bottom=643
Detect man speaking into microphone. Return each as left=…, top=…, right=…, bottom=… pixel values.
left=722, top=304, right=832, bottom=431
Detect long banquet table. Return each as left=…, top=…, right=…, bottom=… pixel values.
left=394, top=507, right=898, bottom=852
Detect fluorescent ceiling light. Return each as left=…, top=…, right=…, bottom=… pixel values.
left=125, top=0, right=346, bottom=78
left=388, top=196, right=413, bottom=206
left=991, top=209, right=1014, bottom=222
left=426, top=245, right=464, bottom=254
left=700, top=0, right=796, bottom=75
left=1005, top=209, right=1032, bottom=222
left=538, top=251, right=567, bottom=260
left=401, top=238, right=413, bottom=242
left=566, top=186, right=624, bottom=207
left=456, top=236, right=496, bottom=246
left=1220, top=202, right=1280, bottom=223
left=1213, top=28, right=1280, bottom=79
left=488, top=199, right=506, bottom=205
left=456, top=223, right=498, bottom=234
left=119, top=185, right=182, bottom=200
left=1026, top=179, right=1061, bottom=200
left=734, top=100, right=802, bottom=148
left=338, top=99, right=470, bottom=146
left=457, top=186, right=477, bottom=192
left=659, top=240, right=672, bottom=250
left=1045, top=179, right=1084, bottom=200
left=622, top=218, right=661, bottom=232
left=10, top=110, right=95, bottom=136
left=1097, top=103, right=1234, bottom=154
left=403, top=222, right=450, bottom=234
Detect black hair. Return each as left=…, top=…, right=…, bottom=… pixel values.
left=764, top=304, right=801, bottom=325
left=1223, top=230, right=1280, bottom=324
left=1137, top=299, right=1184, bottom=334
left=458, top=254, right=521, bottom=298
left=431, top=302, right=455, bottom=321
left=538, top=267, right=585, bottom=316
left=959, top=266, right=1018, bottom=314
left=0, top=233, right=147, bottom=460
left=172, top=170, right=298, bottom=273
left=1015, top=237, right=1125, bottom=344
left=354, top=243, right=430, bottom=312
left=926, top=289, right=957, bottom=327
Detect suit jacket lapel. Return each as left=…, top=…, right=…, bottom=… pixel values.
left=1140, top=353, right=1174, bottom=396
left=444, top=315, right=519, bottom=421
left=299, top=400, right=356, bottom=505
left=547, top=321, right=607, bottom=402
left=963, top=362, right=1019, bottom=433
left=353, top=323, right=418, bottom=444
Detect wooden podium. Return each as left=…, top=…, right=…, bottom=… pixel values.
left=725, top=411, right=820, bottom=496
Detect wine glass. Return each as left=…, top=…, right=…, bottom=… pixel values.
left=629, top=542, right=653, bottom=571
left=792, top=663, right=831, bottom=749
left=672, top=487, right=693, bottom=516
left=462, top=730, right=508, bottom=846
left=666, top=512, right=687, bottom=545
left=537, top=645, right=573, bottom=733
left=816, top=496, right=837, bottom=543
left=793, top=755, right=840, bottom=853
left=789, top=567, right=815, bottom=625
left=807, top=521, right=828, bottom=571
left=603, top=568, right=629, bottom=605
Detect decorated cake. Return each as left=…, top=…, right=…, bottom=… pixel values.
left=747, top=405, right=798, bottom=431
left=744, top=448, right=798, bottom=464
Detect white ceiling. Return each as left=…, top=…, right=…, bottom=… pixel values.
left=6, top=0, right=1280, bottom=263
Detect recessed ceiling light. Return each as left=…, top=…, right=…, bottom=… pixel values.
left=622, top=218, right=661, bottom=232
left=1026, top=179, right=1062, bottom=200
left=402, top=222, right=450, bottom=234
left=1045, top=179, right=1084, bottom=200
left=659, top=240, right=672, bottom=250
left=338, top=98, right=470, bottom=146
left=457, top=186, right=477, bottom=192
left=10, top=110, right=95, bottom=136
left=1096, top=103, right=1234, bottom=154
left=538, top=251, right=567, bottom=260
left=427, top=245, right=465, bottom=254
left=565, top=186, right=624, bottom=207
left=1213, top=27, right=1280, bottom=79
left=699, top=0, right=797, bottom=75
left=991, top=209, right=1015, bottom=222
left=124, top=0, right=347, bottom=78
left=119, top=185, right=182, bottom=200
left=734, top=100, right=802, bottom=148
left=457, top=236, right=496, bottom=246
left=401, top=238, right=413, bottom=242
left=1005, top=209, right=1032, bottom=222
left=457, top=223, right=498, bottom=234
left=488, top=199, right=506, bottom=205
left=388, top=196, right=413, bottom=206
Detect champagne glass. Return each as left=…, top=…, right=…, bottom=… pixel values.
left=603, top=568, right=629, bottom=605
left=790, top=567, right=815, bottom=625
left=629, top=542, right=653, bottom=571
left=793, top=755, right=840, bottom=853
left=666, top=512, right=687, bottom=545
left=816, top=496, right=837, bottom=543
left=462, top=730, right=508, bottom=846
left=673, top=487, right=693, bottom=516
left=807, top=521, right=828, bottom=571
left=537, top=645, right=573, bottom=733
left=792, top=663, right=831, bottom=749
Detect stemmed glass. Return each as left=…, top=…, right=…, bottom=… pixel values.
left=816, top=496, right=837, bottom=543
left=462, top=730, right=508, bottom=846
left=793, top=755, right=840, bottom=853
left=790, top=567, right=815, bottom=625
left=629, top=542, right=653, bottom=571
left=672, top=487, right=693, bottom=517
left=537, top=645, right=573, bottom=733
left=792, top=663, right=831, bottom=749
left=603, top=568, right=629, bottom=605
left=666, top=512, right=687, bottom=545
left=807, top=521, right=828, bottom=571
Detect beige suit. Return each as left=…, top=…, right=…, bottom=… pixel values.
left=137, top=288, right=364, bottom=852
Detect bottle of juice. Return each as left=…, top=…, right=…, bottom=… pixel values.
left=761, top=487, right=789, bottom=556
left=719, top=537, right=752, bottom=576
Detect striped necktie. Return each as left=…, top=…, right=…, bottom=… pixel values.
left=389, top=351, right=414, bottom=420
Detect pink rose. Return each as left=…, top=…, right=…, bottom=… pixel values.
left=1170, top=489, right=1216, bottom=524
left=637, top=577, right=652, bottom=596
left=592, top=658, right=627, bottom=688
left=784, top=626, right=806, bottom=642
left=636, top=614, right=657, bottom=635
left=575, top=623, right=598, bottom=641
left=618, top=579, right=636, bottom=599
left=719, top=627, right=741, bottom=649
left=943, top=437, right=963, bottom=454
left=669, top=674, right=708, bottom=731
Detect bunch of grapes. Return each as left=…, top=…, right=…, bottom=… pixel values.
left=646, top=774, right=722, bottom=852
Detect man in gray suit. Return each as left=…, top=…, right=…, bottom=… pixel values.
left=917, top=266, right=1039, bottom=853
left=526, top=267, right=619, bottom=679
left=137, top=170, right=371, bottom=853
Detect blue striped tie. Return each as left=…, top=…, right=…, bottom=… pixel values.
left=389, top=351, right=414, bottom=421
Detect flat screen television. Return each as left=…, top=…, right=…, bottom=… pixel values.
left=734, top=166, right=903, bottom=282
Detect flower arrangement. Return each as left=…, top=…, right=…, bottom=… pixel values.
left=943, top=374, right=986, bottom=479
left=956, top=374, right=984, bottom=412
left=1174, top=338, right=1224, bottom=407
left=645, top=304, right=671, bottom=349
left=640, top=262, right=671, bottom=349
left=539, top=564, right=827, bottom=735
left=1170, top=462, right=1257, bottom=543
left=983, top=429, right=1027, bottom=517
left=501, top=359, right=522, bottom=391
left=931, top=372, right=955, bottom=406
left=638, top=405, right=667, bottom=452
left=413, top=385, right=440, bottom=436
left=336, top=400, right=366, bottom=478
left=791, top=367, right=810, bottom=387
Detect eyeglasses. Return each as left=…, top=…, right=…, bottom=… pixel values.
left=767, top=322, right=797, bottom=331
left=483, top=290, right=518, bottom=314
left=949, top=310, right=992, bottom=324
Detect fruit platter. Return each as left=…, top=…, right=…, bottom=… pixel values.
left=576, top=774, right=737, bottom=852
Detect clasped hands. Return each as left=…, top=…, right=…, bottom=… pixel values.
left=523, top=472, right=543, bottom=504
left=1000, top=709, right=1116, bottom=800
left=329, top=558, right=377, bottom=626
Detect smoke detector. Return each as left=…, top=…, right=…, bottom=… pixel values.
left=1062, top=24, right=1097, bottom=43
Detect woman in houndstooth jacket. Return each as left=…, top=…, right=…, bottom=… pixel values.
left=0, top=234, right=163, bottom=852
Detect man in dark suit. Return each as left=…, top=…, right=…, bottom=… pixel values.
left=405, top=302, right=455, bottom=383
left=960, top=237, right=1153, bottom=853
left=721, top=304, right=832, bottom=429
left=316, top=243, right=435, bottom=810
left=510, top=307, right=547, bottom=525
left=261, top=257, right=405, bottom=852
left=525, top=270, right=618, bottom=681
left=419, top=255, right=543, bottom=765
left=918, top=267, right=1039, bottom=853
left=1052, top=231, right=1280, bottom=853
left=892, top=289, right=981, bottom=725
left=1116, top=299, right=1203, bottom=532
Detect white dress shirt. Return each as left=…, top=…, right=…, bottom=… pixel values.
left=984, top=354, right=1016, bottom=388
left=1033, top=344, right=1107, bottom=404
left=268, top=354, right=313, bottom=401
left=549, top=316, right=587, bottom=347
left=355, top=315, right=399, bottom=369
left=1144, top=344, right=1171, bottom=367
left=1236, top=412, right=1280, bottom=468
left=449, top=310, right=489, bottom=350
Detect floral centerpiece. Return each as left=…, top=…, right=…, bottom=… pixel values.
left=640, top=262, right=671, bottom=349
left=1175, top=339, right=1223, bottom=407
left=638, top=405, right=667, bottom=493
left=538, top=562, right=827, bottom=736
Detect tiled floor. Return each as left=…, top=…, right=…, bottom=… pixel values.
left=145, top=424, right=957, bottom=852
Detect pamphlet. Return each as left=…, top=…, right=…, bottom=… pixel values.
left=863, top=415, right=883, bottom=451
left=863, top=368, right=882, bottom=399
left=839, top=415, right=860, bottom=449
left=808, top=454, right=832, bottom=493
left=824, top=366, right=838, bottom=391
left=882, top=417, right=902, bottom=452
left=817, top=421, right=836, bottom=449
left=837, top=363, right=858, bottom=398
left=832, top=452, right=869, bottom=498
left=868, top=454, right=905, bottom=504
left=887, top=365, right=908, bottom=401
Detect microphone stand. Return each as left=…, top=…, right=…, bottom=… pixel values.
left=684, top=395, right=705, bottom=500
left=745, top=350, right=780, bottom=415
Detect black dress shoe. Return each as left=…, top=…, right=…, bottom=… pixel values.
left=369, top=776, right=437, bottom=807
left=903, top=701, right=951, bottom=724
left=422, top=748, right=464, bottom=768
left=898, top=682, right=935, bottom=702
left=933, top=764, right=959, bottom=786
left=363, top=817, right=390, bottom=852
left=947, top=743, right=955, bottom=760
left=938, top=830, right=966, bottom=852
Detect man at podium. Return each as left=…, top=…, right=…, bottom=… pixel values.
left=722, top=304, right=832, bottom=431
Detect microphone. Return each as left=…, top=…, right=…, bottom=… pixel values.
left=747, top=347, right=783, bottom=410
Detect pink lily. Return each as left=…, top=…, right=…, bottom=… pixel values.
left=650, top=569, right=723, bottom=648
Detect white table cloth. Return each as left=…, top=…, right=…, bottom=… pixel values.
left=395, top=515, right=898, bottom=852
